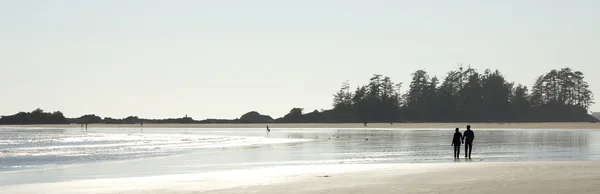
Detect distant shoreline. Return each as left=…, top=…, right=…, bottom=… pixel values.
left=1, top=122, right=599, bottom=129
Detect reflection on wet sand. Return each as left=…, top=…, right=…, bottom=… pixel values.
left=2, top=128, right=600, bottom=185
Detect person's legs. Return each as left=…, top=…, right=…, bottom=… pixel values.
left=452, top=146, right=456, bottom=158
left=468, top=143, right=473, bottom=158
left=454, top=145, right=460, bottom=158
left=453, top=145, right=455, bottom=158
left=464, top=143, right=468, bottom=158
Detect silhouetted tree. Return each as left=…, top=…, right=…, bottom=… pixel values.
left=435, top=70, right=462, bottom=122
left=404, top=70, right=432, bottom=121
left=511, top=84, right=531, bottom=121
left=332, top=80, right=352, bottom=108
left=528, top=68, right=594, bottom=121
left=480, top=69, right=513, bottom=121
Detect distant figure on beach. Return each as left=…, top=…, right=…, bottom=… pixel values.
left=463, top=125, right=475, bottom=158
left=266, top=125, right=270, bottom=132
left=452, top=128, right=462, bottom=159
left=364, top=121, right=367, bottom=127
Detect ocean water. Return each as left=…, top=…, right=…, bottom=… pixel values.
left=2, top=127, right=600, bottom=185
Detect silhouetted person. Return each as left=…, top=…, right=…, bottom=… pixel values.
left=452, top=128, right=462, bottom=159
left=463, top=125, right=475, bottom=158
left=364, top=121, right=367, bottom=127
left=266, top=125, right=270, bottom=132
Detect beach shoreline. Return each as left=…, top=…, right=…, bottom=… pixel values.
left=205, top=161, right=600, bottom=194
left=2, top=122, right=600, bottom=129
left=2, top=161, right=599, bottom=194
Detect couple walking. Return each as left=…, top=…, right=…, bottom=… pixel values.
left=452, top=125, right=475, bottom=159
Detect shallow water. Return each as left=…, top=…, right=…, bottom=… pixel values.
left=2, top=127, right=600, bottom=185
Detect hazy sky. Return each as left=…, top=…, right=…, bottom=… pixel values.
left=1, top=0, right=598, bottom=119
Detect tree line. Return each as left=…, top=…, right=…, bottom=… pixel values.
left=264, top=66, right=596, bottom=123
left=0, top=110, right=224, bottom=125
left=0, top=109, right=70, bottom=124
left=0, top=66, right=596, bottom=125
left=324, top=66, right=595, bottom=123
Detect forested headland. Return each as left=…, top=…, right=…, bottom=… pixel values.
left=0, top=66, right=596, bottom=125
left=324, top=66, right=596, bottom=123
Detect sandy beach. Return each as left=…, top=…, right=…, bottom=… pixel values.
left=2, top=162, right=599, bottom=194
left=205, top=161, right=600, bottom=194
left=3, top=126, right=600, bottom=194
left=2, top=122, right=600, bottom=129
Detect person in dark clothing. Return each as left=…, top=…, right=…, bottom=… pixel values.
left=452, top=128, right=462, bottom=159
left=463, top=125, right=475, bottom=158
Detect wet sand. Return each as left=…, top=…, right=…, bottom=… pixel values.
left=2, top=126, right=600, bottom=193
left=4, top=127, right=600, bottom=186
left=2, top=162, right=599, bottom=194
left=3, top=126, right=600, bottom=194
left=206, top=162, right=600, bottom=194
left=2, top=122, right=600, bottom=129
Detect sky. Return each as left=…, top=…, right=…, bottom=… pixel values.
left=1, top=0, right=599, bottom=119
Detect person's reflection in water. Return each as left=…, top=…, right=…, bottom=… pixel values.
left=452, top=128, right=462, bottom=159
left=464, top=125, right=475, bottom=158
